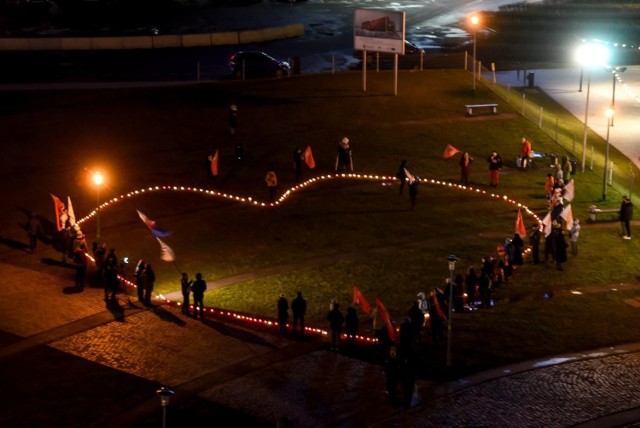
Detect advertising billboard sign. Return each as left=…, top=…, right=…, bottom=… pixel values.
left=354, top=8, right=406, bottom=55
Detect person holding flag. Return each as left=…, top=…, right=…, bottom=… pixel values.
left=459, top=151, right=474, bottom=185
left=293, top=146, right=304, bottom=183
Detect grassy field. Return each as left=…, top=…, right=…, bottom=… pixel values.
left=2, top=69, right=639, bottom=376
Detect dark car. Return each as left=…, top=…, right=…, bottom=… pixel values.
left=228, top=51, right=291, bottom=79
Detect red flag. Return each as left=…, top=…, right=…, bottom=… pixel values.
left=433, top=294, right=447, bottom=321
left=375, top=298, right=396, bottom=342
left=515, top=208, right=527, bottom=237
left=353, top=286, right=371, bottom=314
left=50, top=193, right=66, bottom=231
left=442, top=144, right=461, bottom=159
left=303, top=145, right=316, bottom=169
left=210, top=150, right=219, bottom=177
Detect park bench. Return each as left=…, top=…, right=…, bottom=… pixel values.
left=587, top=205, right=620, bottom=222
left=464, top=103, right=498, bottom=116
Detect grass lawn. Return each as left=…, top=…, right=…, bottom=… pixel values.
left=3, top=69, right=640, bottom=375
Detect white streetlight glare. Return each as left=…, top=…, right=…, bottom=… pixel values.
left=93, top=172, right=103, bottom=241
left=576, top=42, right=610, bottom=173
left=470, top=15, right=479, bottom=91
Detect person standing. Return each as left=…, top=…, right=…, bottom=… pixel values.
left=327, top=302, right=344, bottom=351
left=465, top=267, right=478, bottom=308
left=26, top=212, right=43, bottom=254
left=104, top=248, right=119, bottom=300
left=293, top=147, right=304, bottom=183
left=620, top=196, right=633, bottom=240
left=142, top=263, right=156, bottom=306
left=459, top=151, right=473, bottom=185
left=345, top=306, right=359, bottom=347
left=92, top=242, right=106, bottom=287
left=291, top=291, right=307, bottom=336
left=277, top=293, right=289, bottom=334
left=134, top=259, right=146, bottom=303
left=544, top=174, right=555, bottom=201
left=335, top=137, right=353, bottom=172
left=570, top=219, right=580, bottom=255
left=265, top=169, right=278, bottom=202
left=396, top=159, right=408, bottom=194
left=73, top=243, right=88, bottom=290
left=520, top=137, right=532, bottom=169
left=228, top=103, right=238, bottom=136
left=487, top=151, right=503, bottom=187
left=512, top=232, right=524, bottom=267
left=529, top=223, right=542, bottom=264
left=552, top=222, right=568, bottom=271
left=191, top=273, right=207, bottom=319
left=181, top=273, right=193, bottom=316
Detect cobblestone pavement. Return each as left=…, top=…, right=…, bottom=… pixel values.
left=3, top=251, right=640, bottom=427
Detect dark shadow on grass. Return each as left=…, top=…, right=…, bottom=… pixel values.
left=106, top=297, right=126, bottom=322
left=0, top=236, right=29, bottom=252
left=200, top=317, right=276, bottom=349
left=42, top=258, right=76, bottom=269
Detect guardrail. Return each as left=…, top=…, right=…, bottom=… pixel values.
left=0, top=23, right=304, bottom=51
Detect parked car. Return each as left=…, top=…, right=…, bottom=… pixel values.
left=228, top=51, right=291, bottom=79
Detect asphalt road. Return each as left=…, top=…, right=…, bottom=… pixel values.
left=0, top=0, right=526, bottom=83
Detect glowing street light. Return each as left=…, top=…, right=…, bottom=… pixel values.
left=446, top=254, right=458, bottom=367
left=470, top=15, right=479, bottom=91
left=93, top=172, right=103, bottom=241
left=609, top=66, right=626, bottom=127
left=603, top=107, right=614, bottom=201
left=575, top=42, right=609, bottom=173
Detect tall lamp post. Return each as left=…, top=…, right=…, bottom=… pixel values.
left=470, top=15, right=479, bottom=92
left=603, top=107, right=614, bottom=201
left=576, top=42, right=609, bottom=173
left=610, top=66, right=626, bottom=127
left=156, top=386, right=175, bottom=428
left=93, top=172, right=103, bottom=241
left=446, top=254, right=458, bottom=367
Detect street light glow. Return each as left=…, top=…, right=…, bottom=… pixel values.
left=93, top=172, right=104, bottom=186
left=470, top=15, right=479, bottom=26
left=575, top=43, right=609, bottom=67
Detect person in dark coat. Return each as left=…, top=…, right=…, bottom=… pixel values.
left=191, top=272, right=207, bottom=319
left=181, top=273, right=193, bottom=316
left=26, top=212, right=43, bottom=254
left=73, top=243, right=88, bottom=290
left=465, top=267, right=478, bottom=308
left=529, top=224, right=541, bottom=264
left=228, top=103, right=238, bottom=135
left=512, top=233, right=524, bottom=266
left=92, top=242, right=106, bottom=287
left=345, top=306, right=359, bottom=347
left=277, top=293, right=289, bottom=334
left=142, top=263, right=156, bottom=306
left=104, top=248, right=119, bottom=300
left=396, top=159, right=408, bottom=194
left=487, top=151, right=503, bottom=187
left=399, top=356, right=417, bottom=409
left=427, top=290, right=446, bottom=344
left=384, top=346, right=400, bottom=404
left=291, top=291, right=307, bottom=336
left=293, top=146, right=304, bottom=183
left=620, top=195, right=634, bottom=239
left=408, top=301, right=424, bottom=339
left=552, top=222, right=568, bottom=271
left=134, top=259, right=146, bottom=303
left=327, top=302, right=344, bottom=350
left=335, top=137, right=353, bottom=172
left=478, top=271, right=492, bottom=308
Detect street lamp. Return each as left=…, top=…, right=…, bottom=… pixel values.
left=603, top=107, right=614, bottom=201
left=470, top=15, right=479, bottom=92
left=446, top=254, right=458, bottom=367
left=93, top=172, right=103, bottom=241
left=575, top=42, right=609, bottom=173
left=156, top=386, right=175, bottom=428
left=609, top=66, right=626, bottom=126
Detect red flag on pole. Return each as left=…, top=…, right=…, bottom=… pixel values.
left=353, top=286, right=371, bottom=314
left=375, top=298, right=396, bottom=342
left=515, top=208, right=527, bottom=237
left=210, top=149, right=219, bottom=177
left=50, top=193, right=66, bottom=231
left=303, top=145, right=316, bottom=169
left=442, top=144, right=461, bottom=159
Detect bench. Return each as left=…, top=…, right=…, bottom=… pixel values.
left=465, top=103, right=498, bottom=116
left=587, top=205, right=620, bottom=222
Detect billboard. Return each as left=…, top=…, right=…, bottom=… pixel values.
left=354, top=8, right=406, bottom=55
